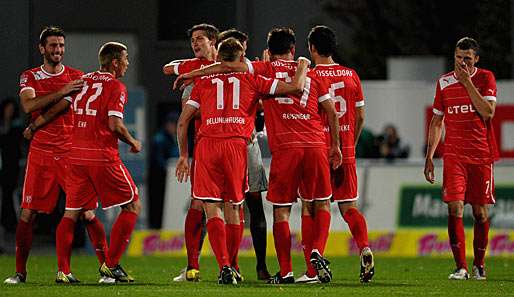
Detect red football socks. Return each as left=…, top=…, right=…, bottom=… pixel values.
left=448, top=215, right=467, bottom=270
left=473, top=220, right=489, bottom=267
left=56, top=217, right=76, bottom=274
left=225, top=223, right=242, bottom=269
left=106, top=210, right=138, bottom=268
left=184, top=208, right=203, bottom=270
left=15, top=220, right=33, bottom=275
left=301, top=215, right=317, bottom=277
left=343, top=207, right=369, bottom=251
left=206, top=217, right=230, bottom=269
left=312, top=209, right=331, bottom=254
left=273, top=221, right=292, bottom=277
left=85, top=216, right=108, bottom=265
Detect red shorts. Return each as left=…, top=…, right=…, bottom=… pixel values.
left=443, top=158, right=495, bottom=205
left=66, top=163, right=139, bottom=210
left=192, top=138, right=247, bottom=205
left=21, top=149, right=67, bottom=213
left=267, top=147, right=331, bottom=206
left=331, top=162, right=359, bottom=202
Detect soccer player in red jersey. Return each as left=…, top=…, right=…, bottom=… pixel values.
left=175, top=29, right=342, bottom=284
left=216, top=28, right=271, bottom=281
left=425, top=37, right=498, bottom=280
left=164, top=24, right=219, bottom=282
left=28, top=42, right=142, bottom=283
left=307, top=25, right=375, bottom=283
left=176, top=38, right=310, bottom=284
left=4, top=26, right=108, bottom=284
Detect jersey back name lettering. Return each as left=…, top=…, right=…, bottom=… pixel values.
left=187, top=72, right=278, bottom=140
left=252, top=60, right=329, bottom=152
left=68, top=71, right=128, bottom=165
left=315, top=64, right=365, bottom=164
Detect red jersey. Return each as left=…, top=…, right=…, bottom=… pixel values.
left=68, top=71, right=128, bottom=165
left=433, top=68, right=499, bottom=164
left=251, top=60, right=329, bottom=152
left=187, top=72, right=278, bottom=141
left=168, top=58, right=214, bottom=75
left=19, top=65, right=83, bottom=155
left=314, top=64, right=365, bottom=164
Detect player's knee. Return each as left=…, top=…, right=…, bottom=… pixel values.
left=472, top=208, right=488, bottom=223
left=314, top=200, right=330, bottom=212
left=338, top=202, right=357, bottom=215
left=81, top=210, right=96, bottom=221
left=190, top=199, right=203, bottom=210
left=447, top=202, right=464, bottom=217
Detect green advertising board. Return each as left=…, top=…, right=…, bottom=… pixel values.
left=398, top=185, right=514, bottom=227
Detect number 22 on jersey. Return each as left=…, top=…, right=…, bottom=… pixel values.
left=73, top=82, right=103, bottom=116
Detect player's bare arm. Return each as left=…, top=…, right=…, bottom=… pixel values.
left=354, top=106, right=365, bottom=144
left=108, top=116, right=141, bottom=153
left=454, top=61, right=495, bottom=120
left=173, top=61, right=249, bottom=90
left=20, top=79, right=83, bottom=113
left=321, top=99, right=342, bottom=169
left=424, top=114, right=444, bottom=184
left=273, top=57, right=310, bottom=95
left=176, top=104, right=197, bottom=183
left=23, top=99, right=71, bottom=140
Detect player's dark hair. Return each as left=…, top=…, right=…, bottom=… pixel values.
left=307, top=25, right=337, bottom=57
left=267, top=27, right=296, bottom=55
left=98, top=42, right=128, bottom=67
left=39, top=26, right=65, bottom=46
left=187, top=24, right=219, bottom=42
left=217, top=37, right=244, bottom=62
left=456, top=37, right=480, bottom=55
left=218, top=29, right=248, bottom=45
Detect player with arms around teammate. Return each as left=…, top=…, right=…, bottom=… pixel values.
left=424, top=37, right=498, bottom=280
left=164, top=24, right=219, bottom=282
left=307, top=25, right=375, bottom=283
left=4, top=26, right=107, bottom=284
left=176, top=38, right=310, bottom=284
left=34, top=42, right=141, bottom=283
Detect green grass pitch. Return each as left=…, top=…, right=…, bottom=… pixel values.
left=1, top=255, right=513, bottom=296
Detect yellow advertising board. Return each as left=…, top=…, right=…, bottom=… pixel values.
left=128, top=229, right=514, bottom=257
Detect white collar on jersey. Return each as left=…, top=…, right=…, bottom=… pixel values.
left=40, top=65, right=65, bottom=76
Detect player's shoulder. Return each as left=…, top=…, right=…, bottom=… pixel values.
left=475, top=68, right=495, bottom=80
left=65, top=66, right=84, bottom=76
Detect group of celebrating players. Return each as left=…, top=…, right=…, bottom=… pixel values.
left=164, top=24, right=374, bottom=285
left=4, top=19, right=498, bottom=286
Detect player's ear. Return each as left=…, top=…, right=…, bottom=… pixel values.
left=39, top=44, right=45, bottom=55
left=290, top=46, right=296, bottom=57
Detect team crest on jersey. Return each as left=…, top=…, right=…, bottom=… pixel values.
left=24, top=195, right=32, bottom=204
left=19, top=74, right=28, bottom=85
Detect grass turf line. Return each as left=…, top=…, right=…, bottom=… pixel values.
left=1, top=255, right=513, bottom=296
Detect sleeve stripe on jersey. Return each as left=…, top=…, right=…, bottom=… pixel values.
left=270, top=79, right=279, bottom=95
left=318, top=93, right=331, bottom=103
left=64, top=96, right=73, bottom=103
left=433, top=108, right=444, bottom=116
left=356, top=100, right=365, bottom=107
left=484, top=96, right=496, bottom=102
left=108, top=111, right=124, bottom=118
left=186, top=99, right=200, bottom=109
left=19, top=86, right=35, bottom=94
left=173, top=63, right=180, bottom=75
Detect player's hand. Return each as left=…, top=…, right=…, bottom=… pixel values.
left=23, top=127, right=33, bottom=140
left=454, top=61, right=471, bottom=84
left=329, top=146, right=342, bottom=169
left=59, top=80, right=84, bottom=97
left=130, top=140, right=142, bottom=153
left=173, top=75, right=194, bottom=90
left=175, top=156, right=190, bottom=183
left=424, top=157, right=435, bottom=184
left=297, top=56, right=311, bottom=68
